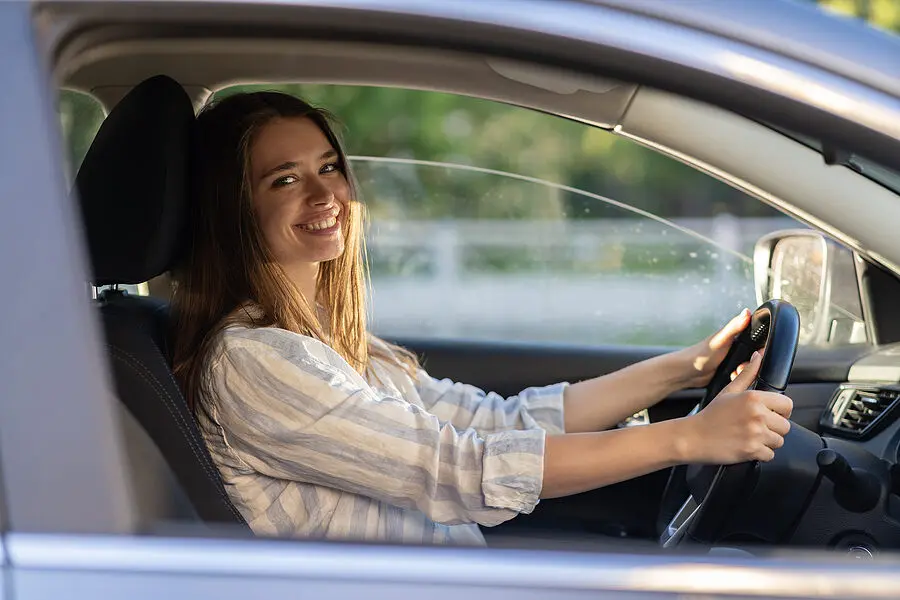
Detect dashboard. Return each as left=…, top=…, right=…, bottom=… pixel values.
left=676, top=342, right=900, bottom=553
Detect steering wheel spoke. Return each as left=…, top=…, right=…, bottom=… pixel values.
left=660, top=495, right=701, bottom=548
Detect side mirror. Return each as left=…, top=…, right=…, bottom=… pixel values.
left=753, top=230, right=867, bottom=346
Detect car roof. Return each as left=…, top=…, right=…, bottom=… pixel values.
left=588, top=0, right=900, bottom=98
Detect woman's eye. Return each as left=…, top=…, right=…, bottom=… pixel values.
left=273, top=175, right=298, bottom=188
left=320, top=162, right=340, bottom=175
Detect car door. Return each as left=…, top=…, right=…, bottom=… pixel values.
left=7, top=0, right=900, bottom=599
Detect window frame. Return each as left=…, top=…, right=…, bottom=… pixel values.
left=0, top=2, right=136, bottom=535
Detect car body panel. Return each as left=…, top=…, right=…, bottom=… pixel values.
left=4, top=0, right=900, bottom=598
left=0, top=0, right=135, bottom=536
left=590, top=0, right=900, bottom=98
left=9, top=532, right=900, bottom=599
left=51, top=1, right=900, bottom=141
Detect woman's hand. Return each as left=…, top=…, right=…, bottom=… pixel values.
left=680, top=351, right=793, bottom=464
left=678, top=308, right=752, bottom=389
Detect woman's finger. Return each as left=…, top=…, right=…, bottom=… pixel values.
left=764, top=430, right=785, bottom=451
left=730, top=361, right=749, bottom=381
left=763, top=393, right=794, bottom=419
left=709, top=308, right=751, bottom=350
left=765, top=411, right=791, bottom=437
left=755, top=446, right=777, bottom=462
left=721, top=352, right=762, bottom=394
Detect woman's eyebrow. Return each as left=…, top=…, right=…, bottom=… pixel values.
left=258, top=150, right=339, bottom=182
left=259, top=161, right=298, bottom=181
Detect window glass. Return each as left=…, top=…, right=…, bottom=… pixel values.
left=214, top=84, right=864, bottom=347
left=58, top=89, right=105, bottom=175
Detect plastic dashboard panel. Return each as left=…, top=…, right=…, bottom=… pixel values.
left=829, top=343, right=900, bottom=462
left=820, top=384, right=900, bottom=440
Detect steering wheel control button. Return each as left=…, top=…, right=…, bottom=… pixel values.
left=816, top=448, right=881, bottom=513
left=749, top=321, right=769, bottom=343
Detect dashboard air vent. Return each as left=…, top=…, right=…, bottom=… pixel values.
left=821, top=386, right=900, bottom=439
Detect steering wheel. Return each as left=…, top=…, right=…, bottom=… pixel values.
left=658, top=299, right=800, bottom=547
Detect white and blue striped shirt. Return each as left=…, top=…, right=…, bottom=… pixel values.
left=196, top=325, right=567, bottom=545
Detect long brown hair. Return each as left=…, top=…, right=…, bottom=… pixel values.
left=172, top=91, right=416, bottom=410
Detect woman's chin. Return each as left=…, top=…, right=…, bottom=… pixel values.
left=305, top=241, right=346, bottom=263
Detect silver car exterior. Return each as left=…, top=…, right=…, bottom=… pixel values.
left=3, top=1, right=900, bottom=598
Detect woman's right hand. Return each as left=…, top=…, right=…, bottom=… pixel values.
left=681, top=351, right=793, bottom=464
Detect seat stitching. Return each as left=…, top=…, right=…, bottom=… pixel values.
left=109, top=346, right=215, bottom=474
left=109, top=348, right=222, bottom=487
left=110, top=347, right=244, bottom=522
left=108, top=346, right=244, bottom=521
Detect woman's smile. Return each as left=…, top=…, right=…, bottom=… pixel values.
left=294, top=208, right=341, bottom=234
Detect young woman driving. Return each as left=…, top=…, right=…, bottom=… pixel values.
left=172, top=91, right=793, bottom=545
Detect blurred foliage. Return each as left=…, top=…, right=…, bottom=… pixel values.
left=58, top=89, right=105, bottom=175
left=215, top=83, right=780, bottom=221
left=817, top=0, right=900, bottom=31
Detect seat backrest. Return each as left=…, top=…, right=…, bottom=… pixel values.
left=75, top=75, right=248, bottom=529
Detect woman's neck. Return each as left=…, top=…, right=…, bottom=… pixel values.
left=283, top=261, right=319, bottom=310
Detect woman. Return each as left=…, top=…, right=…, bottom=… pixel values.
left=172, top=91, right=792, bottom=545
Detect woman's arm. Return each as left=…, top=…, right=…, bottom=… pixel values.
left=562, top=351, right=689, bottom=433
left=544, top=352, right=792, bottom=497
left=414, top=374, right=566, bottom=435
left=562, top=309, right=752, bottom=433
left=212, top=328, right=788, bottom=526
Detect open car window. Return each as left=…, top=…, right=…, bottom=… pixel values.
left=215, top=84, right=868, bottom=347
left=59, top=89, right=104, bottom=176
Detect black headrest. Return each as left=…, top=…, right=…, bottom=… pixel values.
left=76, top=75, right=194, bottom=286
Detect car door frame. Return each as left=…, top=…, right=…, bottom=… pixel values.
left=6, top=0, right=900, bottom=598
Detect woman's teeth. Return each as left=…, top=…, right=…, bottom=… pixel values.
left=297, top=216, right=337, bottom=231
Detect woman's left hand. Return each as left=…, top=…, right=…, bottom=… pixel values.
left=679, top=308, right=752, bottom=389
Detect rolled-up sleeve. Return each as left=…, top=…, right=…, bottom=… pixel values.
left=415, top=374, right=567, bottom=436
left=209, top=328, right=546, bottom=527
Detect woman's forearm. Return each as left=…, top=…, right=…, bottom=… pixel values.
left=544, top=354, right=793, bottom=499
left=541, top=418, right=691, bottom=498
left=562, top=350, right=691, bottom=433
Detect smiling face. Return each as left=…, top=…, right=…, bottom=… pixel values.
left=249, top=116, right=351, bottom=279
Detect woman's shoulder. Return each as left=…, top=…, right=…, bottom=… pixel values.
left=217, top=324, right=337, bottom=366
left=212, top=324, right=389, bottom=402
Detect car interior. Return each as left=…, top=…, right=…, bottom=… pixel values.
left=58, top=19, right=900, bottom=555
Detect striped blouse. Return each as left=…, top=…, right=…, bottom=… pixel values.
left=195, top=325, right=567, bottom=545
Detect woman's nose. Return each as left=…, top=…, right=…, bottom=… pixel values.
left=307, top=181, right=335, bottom=207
